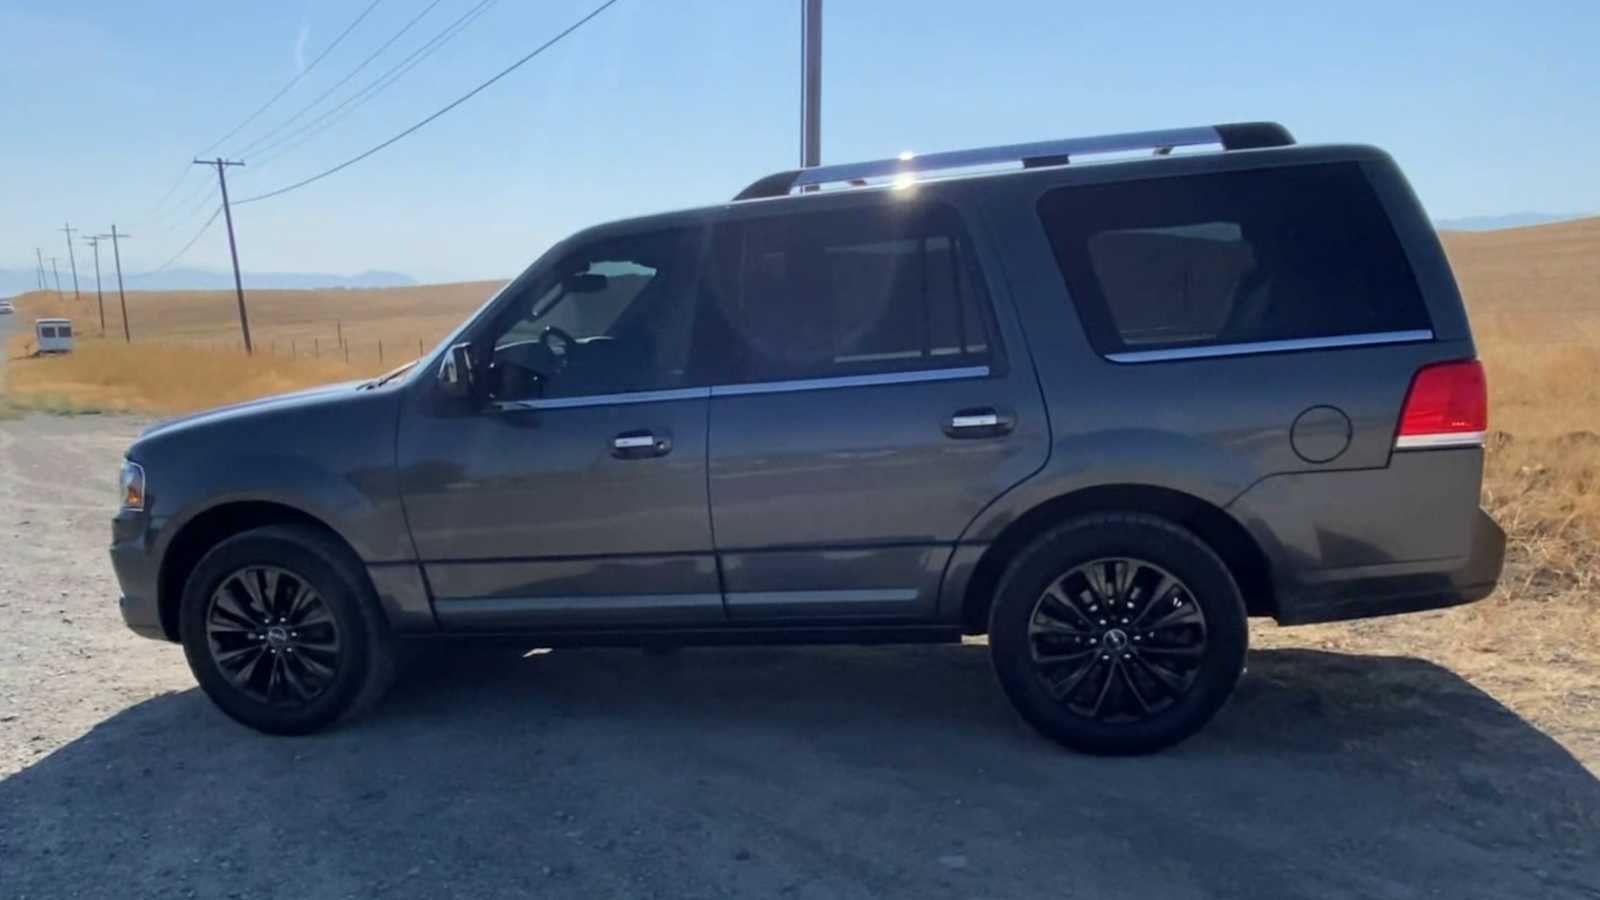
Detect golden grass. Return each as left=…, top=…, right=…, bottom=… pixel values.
left=2, top=338, right=392, bottom=415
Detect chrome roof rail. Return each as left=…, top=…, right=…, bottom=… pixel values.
left=733, top=122, right=1294, bottom=200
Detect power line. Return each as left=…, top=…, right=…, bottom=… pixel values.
left=231, top=0, right=450, bottom=160
left=243, top=0, right=500, bottom=169
left=128, top=204, right=224, bottom=279
left=237, top=0, right=619, bottom=205
left=142, top=164, right=201, bottom=219
left=195, top=0, right=388, bottom=157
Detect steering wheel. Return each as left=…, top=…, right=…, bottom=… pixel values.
left=540, top=325, right=577, bottom=359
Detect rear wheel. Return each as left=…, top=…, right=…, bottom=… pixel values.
left=988, top=513, right=1247, bottom=755
left=179, top=525, right=395, bottom=735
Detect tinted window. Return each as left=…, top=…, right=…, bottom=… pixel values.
left=487, top=227, right=705, bottom=401
left=701, top=203, right=995, bottom=382
left=1037, top=163, right=1430, bottom=355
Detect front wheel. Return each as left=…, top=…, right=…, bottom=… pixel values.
left=988, top=513, right=1247, bottom=755
left=179, top=525, right=396, bottom=735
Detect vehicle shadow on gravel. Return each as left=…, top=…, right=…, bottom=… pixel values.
left=4, top=646, right=1598, bottom=899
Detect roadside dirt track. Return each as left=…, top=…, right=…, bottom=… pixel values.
left=1, top=319, right=1597, bottom=899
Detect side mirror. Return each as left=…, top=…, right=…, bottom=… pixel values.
left=437, top=342, right=479, bottom=402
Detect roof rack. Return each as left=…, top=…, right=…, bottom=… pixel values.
left=733, top=121, right=1294, bottom=201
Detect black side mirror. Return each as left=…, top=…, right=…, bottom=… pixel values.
left=437, top=342, right=479, bottom=403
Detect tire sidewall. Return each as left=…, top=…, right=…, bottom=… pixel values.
left=989, top=514, right=1248, bottom=755
left=179, top=529, right=374, bottom=735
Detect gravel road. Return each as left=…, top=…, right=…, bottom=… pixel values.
left=1, top=315, right=1597, bottom=899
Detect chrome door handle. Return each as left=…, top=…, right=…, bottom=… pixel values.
left=950, top=413, right=1000, bottom=430
left=945, top=407, right=1013, bottom=438
left=612, top=430, right=672, bottom=458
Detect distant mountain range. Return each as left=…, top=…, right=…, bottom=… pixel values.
left=0, top=266, right=416, bottom=298
left=1434, top=212, right=1591, bottom=231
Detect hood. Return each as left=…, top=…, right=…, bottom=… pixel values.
left=136, top=379, right=369, bottom=443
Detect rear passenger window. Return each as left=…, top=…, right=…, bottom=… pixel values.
left=701, top=203, right=995, bottom=383
left=1037, top=163, right=1430, bottom=356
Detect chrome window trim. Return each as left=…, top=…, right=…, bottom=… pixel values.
left=1105, top=330, right=1434, bottom=364
left=710, top=366, right=991, bottom=398
left=494, top=386, right=711, bottom=412
left=491, top=365, right=991, bottom=410
left=1394, top=430, right=1486, bottom=451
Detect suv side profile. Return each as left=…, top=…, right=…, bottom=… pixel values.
left=110, top=122, right=1505, bottom=754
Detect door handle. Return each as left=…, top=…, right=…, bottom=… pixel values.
left=945, top=407, right=1014, bottom=439
left=612, top=430, right=672, bottom=459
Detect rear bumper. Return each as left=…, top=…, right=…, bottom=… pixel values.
left=1270, top=506, right=1505, bottom=625
left=1227, top=448, right=1506, bottom=626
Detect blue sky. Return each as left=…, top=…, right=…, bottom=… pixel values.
left=2, top=0, right=1596, bottom=283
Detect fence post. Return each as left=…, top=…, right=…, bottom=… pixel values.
left=418, top=338, right=424, bottom=356
left=336, top=320, right=343, bottom=349
left=314, top=337, right=319, bottom=358
left=378, top=340, right=384, bottom=365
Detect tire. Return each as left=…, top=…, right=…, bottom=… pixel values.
left=179, top=524, right=397, bottom=735
left=987, top=513, right=1247, bottom=755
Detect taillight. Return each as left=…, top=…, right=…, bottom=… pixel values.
left=1395, top=360, right=1487, bottom=450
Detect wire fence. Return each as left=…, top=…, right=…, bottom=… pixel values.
left=146, top=326, right=437, bottom=368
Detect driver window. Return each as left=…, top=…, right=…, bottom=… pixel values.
left=489, top=227, right=703, bottom=402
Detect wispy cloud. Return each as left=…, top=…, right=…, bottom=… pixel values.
left=293, top=19, right=309, bottom=73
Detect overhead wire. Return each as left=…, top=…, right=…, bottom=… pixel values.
left=242, top=0, right=500, bottom=169
left=230, top=0, right=450, bottom=160
left=127, top=204, right=226, bottom=279
left=236, top=0, right=620, bottom=205
left=195, top=0, right=388, bottom=157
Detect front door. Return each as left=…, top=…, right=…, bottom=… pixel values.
left=397, top=225, right=723, bottom=630
left=701, top=197, right=1049, bottom=622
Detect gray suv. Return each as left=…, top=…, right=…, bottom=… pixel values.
left=110, top=122, right=1504, bottom=754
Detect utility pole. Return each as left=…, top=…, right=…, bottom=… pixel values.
left=85, top=234, right=111, bottom=335
left=194, top=157, right=252, bottom=354
left=801, top=0, right=822, bottom=168
left=49, top=256, right=63, bottom=299
left=109, top=225, right=132, bottom=342
left=60, top=222, right=81, bottom=300
left=34, top=248, right=46, bottom=291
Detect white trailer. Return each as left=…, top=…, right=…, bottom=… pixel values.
left=35, top=318, right=75, bottom=354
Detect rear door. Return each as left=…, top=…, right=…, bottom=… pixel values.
left=701, top=195, right=1049, bottom=622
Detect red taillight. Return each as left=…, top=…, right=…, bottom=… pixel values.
left=1395, top=360, right=1487, bottom=449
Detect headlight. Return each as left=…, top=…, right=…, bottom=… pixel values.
left=120, top=460, right=146, bottom=510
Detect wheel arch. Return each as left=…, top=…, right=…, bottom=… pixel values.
left=157, top=500, right=364, bottom=641
left=960, top=484, right=1274, bottom=634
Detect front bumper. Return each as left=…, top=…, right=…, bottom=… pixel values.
left=1270, top=506, right=1506, bottom=625
left=111, top=508, right=169, bottom=641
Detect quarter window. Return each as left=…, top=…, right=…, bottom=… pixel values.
left=1037, top=163, right=1431, bottom=355
left=701, top=202, right=996, bottom=383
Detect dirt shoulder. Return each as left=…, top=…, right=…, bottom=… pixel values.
left=0, top=410, right=1596, bottom=899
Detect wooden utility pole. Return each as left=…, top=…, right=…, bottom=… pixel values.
left=109, top=225, right=132, bottom=342
left=34, top=248, right=46, bottom=290
left=59, top=222, right=81, bottom=300
left=48, top=257, right=63, bottom=299
left=85, top=234, right=111, bottom=335
left=194, top=158, right=252, bottom=353
left=801, top=0, right=822, bottom=168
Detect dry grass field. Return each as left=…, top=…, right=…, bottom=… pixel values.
left=3, top=280, right=499, bottom=413
left=3, top=218, right=1598, bottom=759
